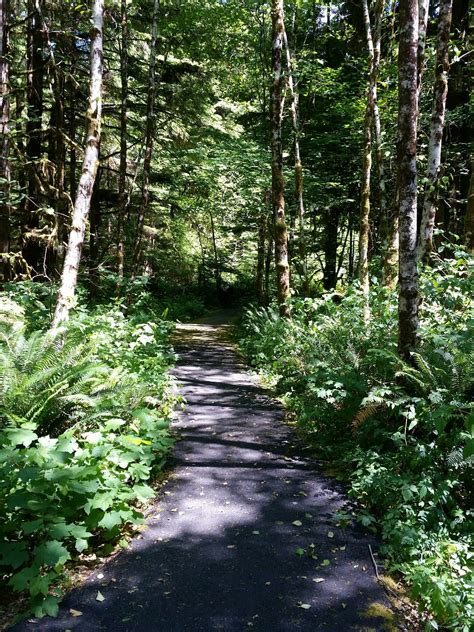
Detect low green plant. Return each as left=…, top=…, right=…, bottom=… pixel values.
left=0, top=295, right=177, bottom=619
left=238, top=250, right=474, bottom=630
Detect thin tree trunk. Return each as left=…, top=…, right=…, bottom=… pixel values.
left=417, top=0, right=453, bottom=261
left=282, top=18, right=307, bottom=295
left=417, top=0, right=430, bottom=94
left=397, top=0, right=420, bottom=360
left=117, top=0, right=128, bottom=281
left=51, top=0, right=103, bottom=328
left=132, top=0, right=160, bottom=274
left=256, top=210, right=267, bottom=304
left=372, top=0, right=387, bottom=250
left=464, top=162, right=474, bottom=253
left=209, top=211, right=221, bottom=294
left=323, top=206, right=339, bottom=290
left=22, top=0, right=45, bottom=276
left=357, top=0, right=374, bottom=319
left=0, top=0, right=10, bottom=282
left=264, top=234, right=273, bottom=303
left=271, top=0, right=290, bottom=317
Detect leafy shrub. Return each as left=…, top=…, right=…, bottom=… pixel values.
left=238, top=251, right=474, bottom=630
left=0, top=297, right=177, bottom=619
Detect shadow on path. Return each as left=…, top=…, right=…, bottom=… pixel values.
left=13, top=313, right=399, bottom=631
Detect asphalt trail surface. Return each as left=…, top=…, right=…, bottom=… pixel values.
left=13, top=313, right=397, bottom=631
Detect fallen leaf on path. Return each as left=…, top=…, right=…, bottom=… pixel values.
left=69, top=609, right=82, bottom=617
left=304, top=513, right=313, bottom=518
left=295, top=548, right=305, bottom=556
left=341, top=603, right=347, bottom=609
left=313, top=578, right=325, bottom=583
left=252, top=530, right=260, bottom=535
left=298, top=603, right=311, bottom=609
left=327, top=531, right=334, bottom=538
left=96, top=591, right=105, bottom=602
left=321, top=559, right=331, bottom=567
left=292, top=520, right=302, bottom=527
left=227, top=545, right=236, bottom=549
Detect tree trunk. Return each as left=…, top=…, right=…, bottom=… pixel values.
left=51, top=0, right=103, bottom=328
left=464, top=162, right=474, bottom=253
left=271, top=0, right=290, bottom=317
left=323, top=206, right=339, bottom=290
left=256, top=210, right=267, bottom=304
left=417, top=0, right=453, bottom=261
left=357, top=0, right=374, bottom=317
left=397, top=0, right=420, bottom=360
left=264, top=234, right=273, bottom=303
left=21, top=0, right=45, bottom=276
left=372, top=0, right=387, bottom=252
left=209, top=211, right=221, bottom=294
left=0, top=0, right=10, bottom=283
left=132, top=0, right=160, bottom=275
left=417, top=0, right=430, bottom=94
left=117, top=0, right=128, bottom=281
left=282, top=18, right=307, bottom=295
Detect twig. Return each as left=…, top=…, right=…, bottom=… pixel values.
left=368, top=544, right=380, bottom=579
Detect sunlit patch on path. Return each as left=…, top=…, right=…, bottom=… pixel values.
left=13, top=312, right=399, bottom=631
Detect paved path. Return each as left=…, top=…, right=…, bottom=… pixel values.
left=13, top=316, right=398, bottom=631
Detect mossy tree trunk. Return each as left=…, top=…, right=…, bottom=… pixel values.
left=397, top=0, right=420, bottom=360
left=418, top=0, right=453, bottom=262
left=0, top=0, right=10, bottom=283
left=117, top=0, right=129, bottom=282
left=271, top=0, right=290, bottom=317
left=132, top=0, right=160, bottom=275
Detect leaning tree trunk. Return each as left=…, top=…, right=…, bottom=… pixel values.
left=397, top=0, right=420, bottom=360
left=282, top=19, right=307, bottom=295
left=0, top=0, right=10, bottom=283
left=51, top=0, right=103, bottom=328
left=132, top=0, right=160, bottom=275
left=117, top=0, right=128, bottom=281
left=357, top=0, right=375, bottom=319
left=271, top=0, right=290, bottom=317
left=418, top=0, right=453, bottom=262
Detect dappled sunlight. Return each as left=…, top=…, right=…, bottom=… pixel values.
left=12, top=315, right=397, bottom=631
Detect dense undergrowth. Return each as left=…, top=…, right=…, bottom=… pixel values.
left=238, top=251, right=473, bottom=631
left=0, top=280, right=182, bottom=620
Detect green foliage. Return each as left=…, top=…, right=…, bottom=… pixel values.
left=238, top=251, right=474, bottom=630
left=0, top=292, right=176, bottom=618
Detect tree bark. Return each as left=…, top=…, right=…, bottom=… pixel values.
left=132, top=0, right=160, bottom=275
left=271, top=0, right=290, bottom=317
left=372, top=0, right=387, bottom=252
left=117, top=0, right=128, bottom=281
left=397, top=0, right=420, bottom=360
left=282, top=17, right=307, bottom=295
left=417, top=0, right=430, bottom=94
left=357, top=0, right=374, bottom=317
left=21, top=0, right=45, bottom=276
left=51, top=0, right=103, bottom=328
left=417, top=0, right=453, bottom=261
left=323, top=206, right=339, bottom=291
left=0, top=0, right=10, bottom=282
left=464, top=162, right=474, bottom=253
left=256, top=210, right=267, bottom=304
